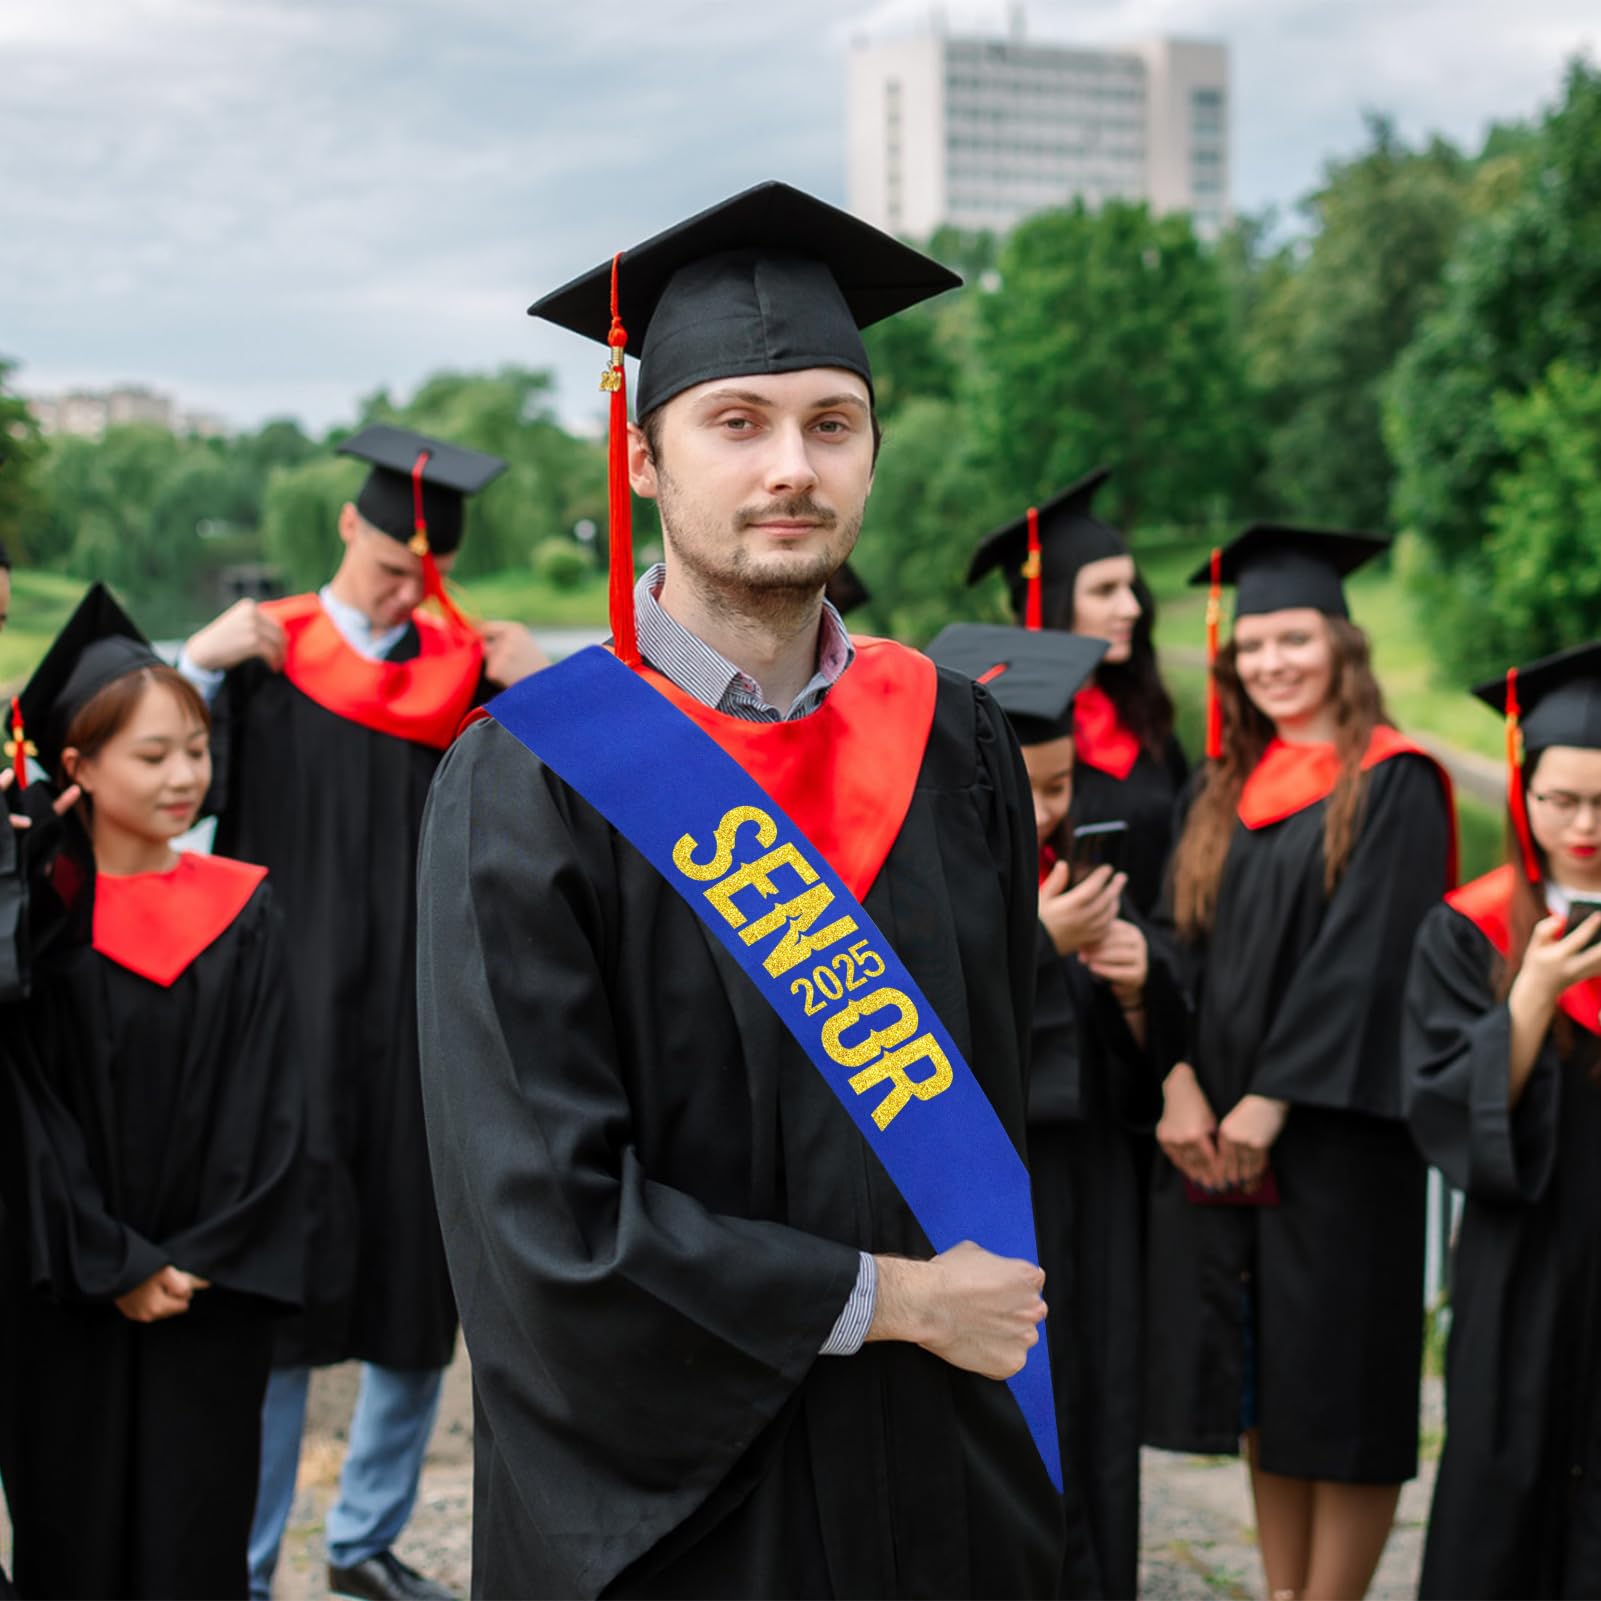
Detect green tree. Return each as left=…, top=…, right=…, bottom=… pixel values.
left=0, top=358, right=48, bottom=563
left=968, top=200, right=1254, bottom=532
left=1249, top=117, right=1469, bottom=529
left=259, top=457, right=363, bottom=593
left=1481, top=360, right=1601, bottom=650
left=1386, top=59, right=1601, bottom=671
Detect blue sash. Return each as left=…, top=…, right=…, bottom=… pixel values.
left=487, top=646, right=1061, bottom=1492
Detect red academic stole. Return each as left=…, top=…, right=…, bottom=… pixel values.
left=1448, top=865, right=1601, bottom=1035
left=94, top=852, right=268, bottom=987
left=635, top=636, right=937, bottom=900
left=1237, top=725, right=1459, bottom=884
left=1073, top=682, right=1140, bottom=780
left=262, top=593, right=482, bottom=750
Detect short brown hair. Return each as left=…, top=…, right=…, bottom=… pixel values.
left=62, top=665, right=210, bottom=777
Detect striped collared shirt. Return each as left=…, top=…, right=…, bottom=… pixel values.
left=633, top=564, right=855, bottom=722
left=633, top=561, right=877, bottom=1354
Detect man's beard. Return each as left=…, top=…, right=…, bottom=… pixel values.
left=659, top=482, right=863, bottom=623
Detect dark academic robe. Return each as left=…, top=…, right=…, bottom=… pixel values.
left=0, top=845, right=304, bottom=1600
left=416, top=658, right=1066, bottom=1599
left=1030, top=900, right=1186, bottom=1599
left=207, top=593, right=483, bottom=1370
left=1404, top=874, right=1601, bottom=1599
left=1070, top=683, right=1189, bottom=918
left=1144, top=738, right=1453, bottom=1483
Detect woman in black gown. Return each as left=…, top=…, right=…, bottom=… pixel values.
left=1145, top=527, right=1455, bottom=1601
left=967, top=466, right=1188, bottom=915
left=1403, top=642, right=1601, bottom=1599
left=929, top=622, right=1188, bottom=1599
left=0, top=585, right=304, bottom=1600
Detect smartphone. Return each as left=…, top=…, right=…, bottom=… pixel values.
left=1068, top=820, right=1129, bottom=880
left=1567, top=898, right=1601, bottom=947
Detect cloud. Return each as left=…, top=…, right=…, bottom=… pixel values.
left=4, top=0, right=1596, bottom=431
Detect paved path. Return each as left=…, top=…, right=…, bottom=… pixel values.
left=264, top=1353, right=1440, bottom=1600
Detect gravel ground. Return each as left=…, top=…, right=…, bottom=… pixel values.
left=0, top=1346, right=1439, bottom=1600
left=272, top=1355, right=1439, bottom=1601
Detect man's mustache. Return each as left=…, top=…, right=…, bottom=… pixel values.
left=735, top=496, right=838, bottom=530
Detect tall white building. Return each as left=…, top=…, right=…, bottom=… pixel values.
left=846, top=17, right=1230, bottom=239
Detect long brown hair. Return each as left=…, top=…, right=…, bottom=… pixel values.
left=1170, top=615, right=1391, bottom=938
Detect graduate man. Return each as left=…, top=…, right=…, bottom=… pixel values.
left=417, top=183, right=1067, bottom=1598
left=179, top=427, right=546, bottom=1601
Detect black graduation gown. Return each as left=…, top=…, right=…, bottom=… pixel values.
left=1404, top=900, right=1601, bottom=1598
left=0, top=868, right=304, bottom=1600
left=1144, top=754, right=1450, bottom=1482
left=1071, top=734, right=1189, bottom=918
left=1030, top=905, right=1186, bottom=1599
left=208, top=621, right=478, bottom=1370
left=416, top=674, right=1066, bottom=1600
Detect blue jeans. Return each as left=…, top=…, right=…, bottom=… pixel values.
left=248, top=1363, right=444, bottom=1600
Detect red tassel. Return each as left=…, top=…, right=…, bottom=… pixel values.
left=602, top=253, right=640, bottom=668
left=1205, top=546, right=1223, bottom=761
left=9, top=697, right=29, bottom=792
left=1506, top=667, right=1542, bottom=884
left=1022, top=506, right=1042, bottom=632
left=408, top=449, right=472, bottom=636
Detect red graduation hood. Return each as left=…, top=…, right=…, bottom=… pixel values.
left=262, top=593, right=482, bottom=750
left=638, top=636, right=937, bottom=902
left=1448, top=864, right=1601, bottom=1036
left=94, top=852, right=268, bottom=987
left=1073, top=682, right=1140, bottom=780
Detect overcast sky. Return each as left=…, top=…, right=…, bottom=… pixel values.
left=4, top=0, right=1595, bottom=434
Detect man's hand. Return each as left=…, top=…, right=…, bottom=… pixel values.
left=869, top=1242, right=1047, bottom=1380
left=1156, top=1062, right=1224, bottom=1188
left=1037, top=862, right=1126, bottom=957
left=184, top=599, right=286, bottom=673
left=480, top=621, right=550, bottom=689
left=115, top=1265, right=200, bottom=1324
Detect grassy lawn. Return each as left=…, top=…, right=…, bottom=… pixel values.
left=453, top=568, right=609, bottom=628
left=0, top=569, right=103, bottom=687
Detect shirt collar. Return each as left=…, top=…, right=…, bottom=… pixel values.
left=319, top=585, right=410, bottom=660
left=632, top=563, right=855, bottom=720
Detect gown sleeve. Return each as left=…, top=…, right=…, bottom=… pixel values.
left=1245, top=754, right=1453, bottom=1117
left=415, top=716, right=865, bottom=1591
left=0, top=799, right=170, bottom=1301
left=154, top=887, right=306, bottom=1308
left=1401, top=900, right=1559, bottom=1205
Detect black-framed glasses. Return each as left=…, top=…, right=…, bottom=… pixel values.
left=1529, top=791, right=1601, bottom=822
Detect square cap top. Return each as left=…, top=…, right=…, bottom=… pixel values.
left=336, top=425, right=507, bottom=555
left=1472, top=641, right=1601, bottom=751
left=526, top=181, right=962, bottom=417
left=17, top=582, right=163, bottom=780
left=966, top=467, right=1126, bottom=616
left=925, top=622, right=1106, bottom=745
left=1188, top=524, right=1389, bottom=619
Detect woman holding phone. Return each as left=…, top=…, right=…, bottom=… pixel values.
left=929, top=621, right=1188, bottom=1599
left=1145, top=527, right=1455, bottom=1601
left=1403, top=643, right=1601, bottom=1599
left=967, top=467, right=1187, bottom=914
left=0, top=585, right=304, bottom=1599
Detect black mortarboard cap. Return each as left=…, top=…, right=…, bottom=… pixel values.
left=337, top=425, right=507, bottom=557
left=16, top=583, right=163, bottom=779
left=526, top=181, right=962, bottom=417
left=925, top=623, right=1106, bottom=746
left=825, top=562, right=871, bottom=619
left=966, top=468, right=1128, bottom=620
left=1188, top=524, right=1388, bottom=619
left=1472, top=642, right=1601, bottom=751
